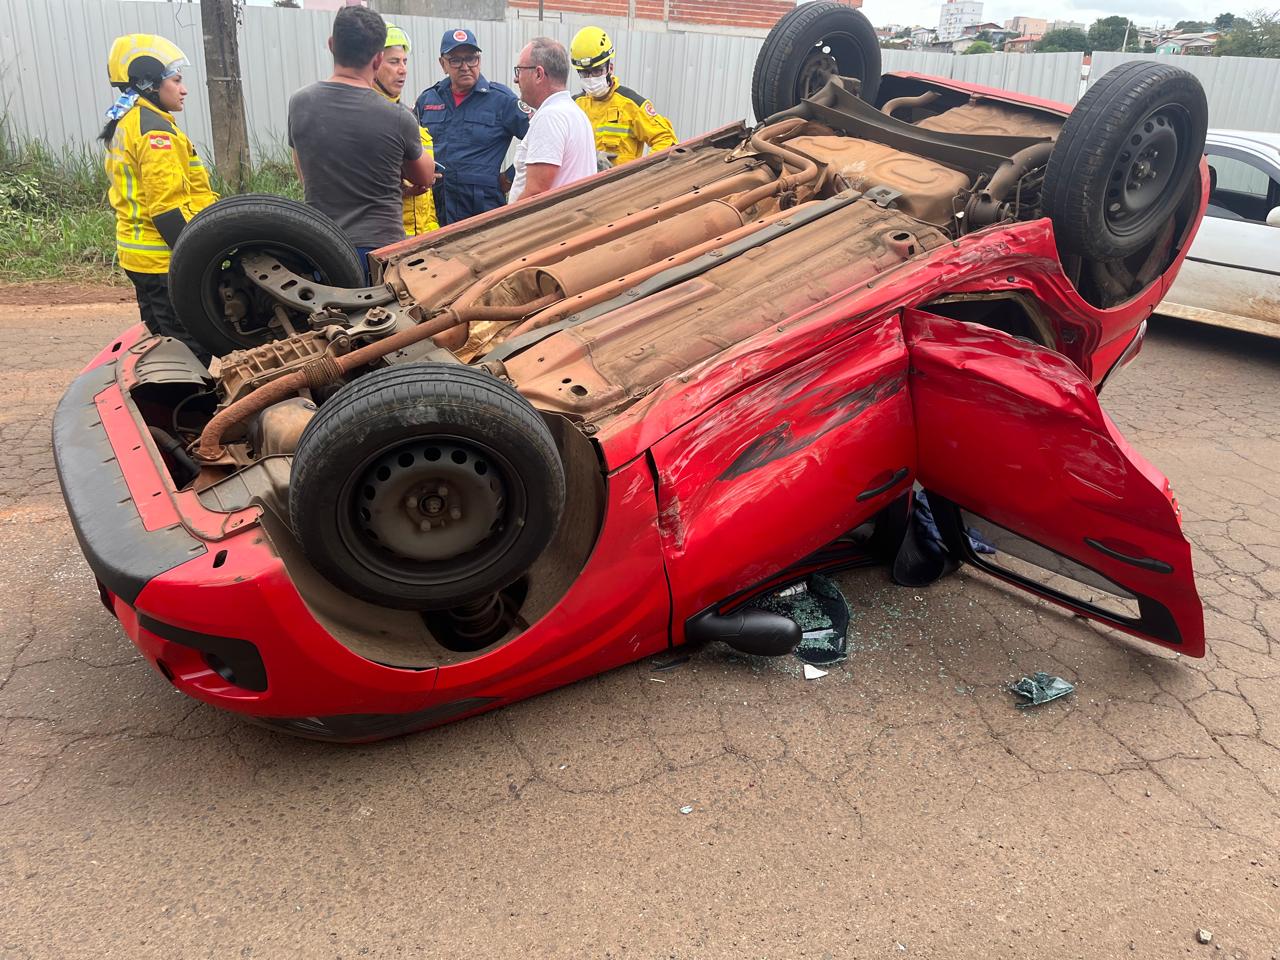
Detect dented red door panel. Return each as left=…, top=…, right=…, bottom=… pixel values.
left=903, top=309, right=1204, bottom=656
left=652, top=315, right=915, bottom=637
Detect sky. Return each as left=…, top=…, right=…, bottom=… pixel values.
left=857, top=0, right=1229, bottom=30
left=235, top=0, right=1228, bottom=34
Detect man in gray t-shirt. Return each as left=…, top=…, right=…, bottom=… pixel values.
left=287, top=7, right=434, bottom=255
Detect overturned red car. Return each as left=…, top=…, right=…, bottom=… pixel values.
left=55, top=4, right=1209, bottom=740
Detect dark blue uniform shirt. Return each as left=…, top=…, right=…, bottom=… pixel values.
left=414, top=74, right=530, bottom=225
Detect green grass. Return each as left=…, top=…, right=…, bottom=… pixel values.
left=0, top=129, right=302, bottom=286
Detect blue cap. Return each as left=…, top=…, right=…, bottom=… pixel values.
left=440, top=28, right=481, bottom=56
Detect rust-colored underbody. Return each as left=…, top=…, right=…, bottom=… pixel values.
left=198, top=86, right=1069, bottom=464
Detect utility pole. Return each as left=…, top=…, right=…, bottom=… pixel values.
left=1120, top=18, right=1131, bottom=51
left=201, top=0, right=251, bottom=191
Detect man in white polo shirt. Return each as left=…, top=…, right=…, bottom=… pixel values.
left=509, top=37, right=596, bottom=203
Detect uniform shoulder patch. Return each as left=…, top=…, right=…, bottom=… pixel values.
left=518, top=100, right=534, bottom=115
left=147, top=133, right=173, bottom=151
left=138, top=108, right=176, bottom=136
left=615, top=85, right=648, bottom=108
left=643, top=100, right=657, bottom=118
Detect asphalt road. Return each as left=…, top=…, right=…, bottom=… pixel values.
left=2, top=285, right=1278, bottom=959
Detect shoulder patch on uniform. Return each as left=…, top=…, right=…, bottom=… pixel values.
left=615, top=86, right=648, bottom=108
left=643, top=101, right=657, bottom=118
left=518, top=100, right=533, bottom=115
left=138, top=108, right=175, bottom=136
left=147, top=133, right=173, bottom=151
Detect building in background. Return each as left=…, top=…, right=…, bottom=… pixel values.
left=910, top=25, right=937, bottom=47
left=1047, top=18, right=1086, bottom=33
left=1003, top=34, right=1040, bottom=51
left=1003, top=15, right=1046, bottom=36
left=937, top=0, right=982, bottom=42
left=1155, top=32, right=1219, bottom=54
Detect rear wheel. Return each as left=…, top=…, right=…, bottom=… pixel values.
left=169, top=195, right=365, bottom=358
left=289, top=364, right=565, bottom=610
left=1044, top=61, right=1207, bottom=262
left=751, top=1, right=881, bottom=121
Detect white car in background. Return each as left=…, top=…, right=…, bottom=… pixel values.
left=1159, top=130, right=1280, bottom=337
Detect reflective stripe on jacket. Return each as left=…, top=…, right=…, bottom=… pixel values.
left=574, top=79, right=677, bottom=166
left=104, top=99, right=218, bottom=273
left=375, top=84, right=439, bottom=236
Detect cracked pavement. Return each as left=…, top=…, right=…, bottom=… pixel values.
left=1, top=285, right=1277, bottom=959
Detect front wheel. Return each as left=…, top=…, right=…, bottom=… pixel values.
left=168, top=195, right=366, bottom=358
left=288, top=364, right=566, bottom=610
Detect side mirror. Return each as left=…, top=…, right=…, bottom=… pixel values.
left=1267, top=206, right=1280, bottom=227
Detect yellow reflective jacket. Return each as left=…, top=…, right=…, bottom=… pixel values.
left=574, top=78, right=677, bottom=166
left=105, top=99, right=218, bottom=274
left=375, top=84, right=439, bottom=236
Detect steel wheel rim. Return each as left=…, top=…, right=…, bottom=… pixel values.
left=199, top=241, right=334, bottom=348
left=336, top=434, right=528, bottom=589
left=795, top=32, right=867, bottom=101
left=1104, top=105, right=1189, bottom=238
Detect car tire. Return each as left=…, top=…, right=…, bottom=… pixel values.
left=1043, top=61, right=1207, bottom=263
left=289, top=363, right=566, bottom=610
left=169, top=195, right=365, bottom=358
left=751, top=1, right=882, bottom=121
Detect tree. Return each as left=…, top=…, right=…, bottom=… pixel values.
left=895, top=26, right=913, bottom=38
left=1088, top=15, right=1140, bottom=51
left=1214, top=9, right=1280, bottom=56
left=961, top=39, right=995, bottom=53
left=1213, top=12, right=1237, bottom=30
left=200, top=0, right=250, bottom=191
left=1174, top=19, right=1207, bottom=31
left=1037, top=27, right=1090, bottom=51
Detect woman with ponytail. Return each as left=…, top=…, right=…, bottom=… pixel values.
left=101, top=34, right=217, bottom=362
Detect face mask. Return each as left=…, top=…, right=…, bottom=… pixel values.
left=580, top=74, right=609, bottom=98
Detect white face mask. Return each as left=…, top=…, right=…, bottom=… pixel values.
left=580, top=74, right=610, bottom=98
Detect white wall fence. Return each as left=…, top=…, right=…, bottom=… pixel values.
left=3, top=0, right=1280, bottom=166
left=1090, top=52, right=1280, bottom=133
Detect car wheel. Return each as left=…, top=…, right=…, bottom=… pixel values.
left=1044, top=61, right=1207, bottom=262
left=169, top=195, right=366, bottom=358
left=751, top=1, right=882, bottom=121
left=288, top=363, right=566, bottom=610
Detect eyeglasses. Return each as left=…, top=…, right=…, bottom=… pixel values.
left=444, top=54, right=480, bottom=68
left=576, top=66, right=607, bottom=78
left=512, top=64, right=541, bottom=78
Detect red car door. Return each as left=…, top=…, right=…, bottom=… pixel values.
left=651, top=314, right=916, bottom=634
left=903, top=308, right=1204, bottom=656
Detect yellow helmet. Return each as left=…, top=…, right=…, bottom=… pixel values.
left=107, top=34, right=188, bottom=90
left=570, top=26, right=614, bottom=70
left=385, top=24, right=411, bottom=51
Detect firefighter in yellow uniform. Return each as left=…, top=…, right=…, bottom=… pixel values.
left=570, top=26, right=677, bottom=167
left=100, top=34, right=218, bottom=362
left=373, top=24, right=439, bottom=236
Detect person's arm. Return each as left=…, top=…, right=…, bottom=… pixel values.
left=398, top=109, right=434, bottom=193
left=505, top=91, right=532, bottom=140
left=516, top=110, right=566, bottom=201
left=292, top=148, right=304, bottom=186
left=520, top=163, right=561, bottom=200
left=136, top=126, right=193, bottom=247
left=402, top=153, right=436, bottom=194
left=634, top=99, right=678, bottom=152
